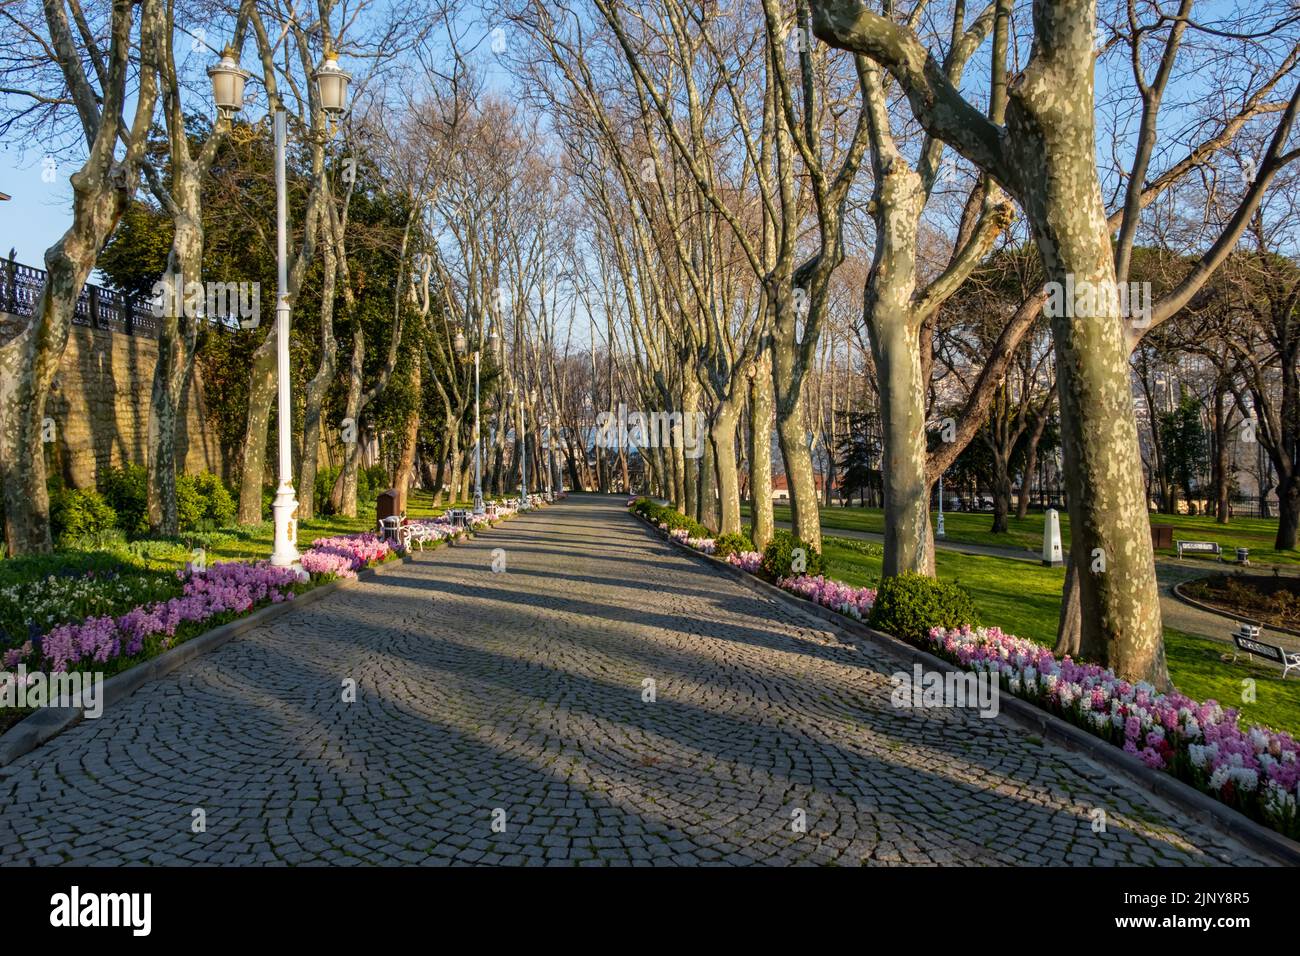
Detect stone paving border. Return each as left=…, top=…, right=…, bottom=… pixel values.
left=629, top=509, right=1300, bottom=866
left=0, top=514, right=527, bottom=769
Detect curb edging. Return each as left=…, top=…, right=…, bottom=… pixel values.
left=628, top=507, right=1300, bottom=866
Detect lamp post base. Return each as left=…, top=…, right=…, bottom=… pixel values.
left=472, top=491, right=485, bottom=515
left=270, top=482, right=301, bottom=568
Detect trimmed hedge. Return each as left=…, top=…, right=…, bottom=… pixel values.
left=867, top=571, right=979, bottom=642
left=632, top=497, right=711, bottom=538
left=760, top=529, right=825, bottom=580
left=713, top=532, right=754, bottom=560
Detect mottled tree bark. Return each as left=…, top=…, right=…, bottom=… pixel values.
left=748, top=349, right=775, bottom=551
left=296, top=228, right=337, bottom=520
left=1, top=0, right=160, bottom=554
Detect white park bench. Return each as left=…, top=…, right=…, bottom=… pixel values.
left=377, top=514, right=411, bottom=550
left=1176, top=540, right=1221, bottom=560
left=1231, top=624, right=1300, bottom=680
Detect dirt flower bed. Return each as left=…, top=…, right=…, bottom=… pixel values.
left=1183, top=573, right=1300, bottom=630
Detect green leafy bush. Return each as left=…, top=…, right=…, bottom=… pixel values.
left=760, top=529, right=825, bottom=580
left=174, top=473, right=204, bottom=530
left=632, top=497, right=711, bottom=538
left=714, top=532, right=754, bottom=559
left=189, top=472, right=236, bottom=527
left=361, top=464, right=390, bottom=503
left=51, top=488, right=119, bottom=545
left=101, top=465, right=149, bottom=536
left=867, top=572, right=979, bottom=642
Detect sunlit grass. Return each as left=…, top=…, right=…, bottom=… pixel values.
left=821, top=539, right=1300, bottom=736
left=744, top=502, right=1300, bottom=565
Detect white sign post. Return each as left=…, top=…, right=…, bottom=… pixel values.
left=1043, top=509, right=1064, bottom=567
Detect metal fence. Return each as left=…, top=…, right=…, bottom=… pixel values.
left=1, top=258, right=159, bottom=338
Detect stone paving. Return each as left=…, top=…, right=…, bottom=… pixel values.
left=0, top=496, right=1269, bottom=866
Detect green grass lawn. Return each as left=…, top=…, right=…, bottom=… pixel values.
left=821, top=536, right=1300, bottom=737
left=746, top=503, right=1300, bottom=565
left=0, top=491, right=472, bottom=584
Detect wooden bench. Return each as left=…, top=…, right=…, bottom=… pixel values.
left=1176, top=540, right=1221, bottom=560
left=1231, top=624, right=1300, bottom=679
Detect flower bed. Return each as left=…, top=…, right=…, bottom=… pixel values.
left=18, top=561, right=303, bottom=674
left=646, top=512, right=1300, bottom=840
left=778, top=574, right=876, bottom=621
left=925, top=624, right=1298, bottom=838
left=300, top=533, right=392, bottom=578
left=726, top=551, right=762, bottom=574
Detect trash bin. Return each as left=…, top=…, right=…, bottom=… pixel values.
left=1151, top=524, right=1174, bottom=550
left=375, top=489, right=400, bottom=523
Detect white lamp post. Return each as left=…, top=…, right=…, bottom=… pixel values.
left=458, top=328, right=497, bottom=514
left=937, top=472, right=946, bottom=538
left=518, top=389, right=535, bottom=509
left=215, top=46, right=349, bottom=567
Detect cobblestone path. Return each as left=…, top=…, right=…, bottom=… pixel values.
left=0, top=496, right=1266, bottom=865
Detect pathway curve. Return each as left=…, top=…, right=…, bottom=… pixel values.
left=0, top=496, right=1267, bottom=866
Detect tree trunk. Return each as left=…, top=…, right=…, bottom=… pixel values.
left=699, top=423, right=719, bottom=531
left=749, top=352, right=775, bottom=550
left=331, top=329, right=365, bottom=517
left=870, top=309, right=932, bottom=576
left=146, top=176, right=203, bottom=536
left=1017, top=409, right=1048, bottom=519
left=394, top=359, right=420, bottom=513
left=236, top=329, right=277, bottom=524
left=296, top=236, right=338, bottom=521
left=1054, top=553, right=1083, bottom=657
left=1010, top=91, right=1167, bottom=684
left=1276, top=472, right=1300, bottom=550
left=990, top=450, right=1012, bottom=534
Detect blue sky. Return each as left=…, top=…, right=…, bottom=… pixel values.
left=0, top=145, right=76, bottom=268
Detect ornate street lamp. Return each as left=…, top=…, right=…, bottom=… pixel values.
left=312, top=48, right=352, bottom=118
left=207, top=48, right=250, bottom=118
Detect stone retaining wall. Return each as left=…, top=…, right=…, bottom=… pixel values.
left=2, top=312, right=225, bottom=488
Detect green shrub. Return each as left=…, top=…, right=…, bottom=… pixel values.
left=359, top=463, right=390, bottom=503
left=714, top=532, right=754, bottom=559
left=760, top=529, right=825, bottom=580
left=174, top=473, right=204, bottom=530
left=632, top=498, right=711, bottom=538
left=190, top=472, right=236, bottom=526
left=101, top=464, right=149, bottom=536
left=315, top=466, right=341, bottom=515
left=867, top=572, right=979, bottom=643
left=51, top=487, right=118, bottom=545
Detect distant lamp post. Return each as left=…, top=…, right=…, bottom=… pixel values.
left=519, top=389, right=533, bottom=509
left=207, top=48, right=250, bottom=118
left=458, top=328, right=497, bottom=514
left=937, top=472, right=946, bottom=538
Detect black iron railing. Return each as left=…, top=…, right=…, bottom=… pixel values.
left=1, top=258, right=160, bottom=337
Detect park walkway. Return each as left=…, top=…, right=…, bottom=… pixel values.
left=0, top=496, right=1267, bottom=866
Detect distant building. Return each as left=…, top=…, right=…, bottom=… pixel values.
left=770, top=473, right=838, bottom=502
